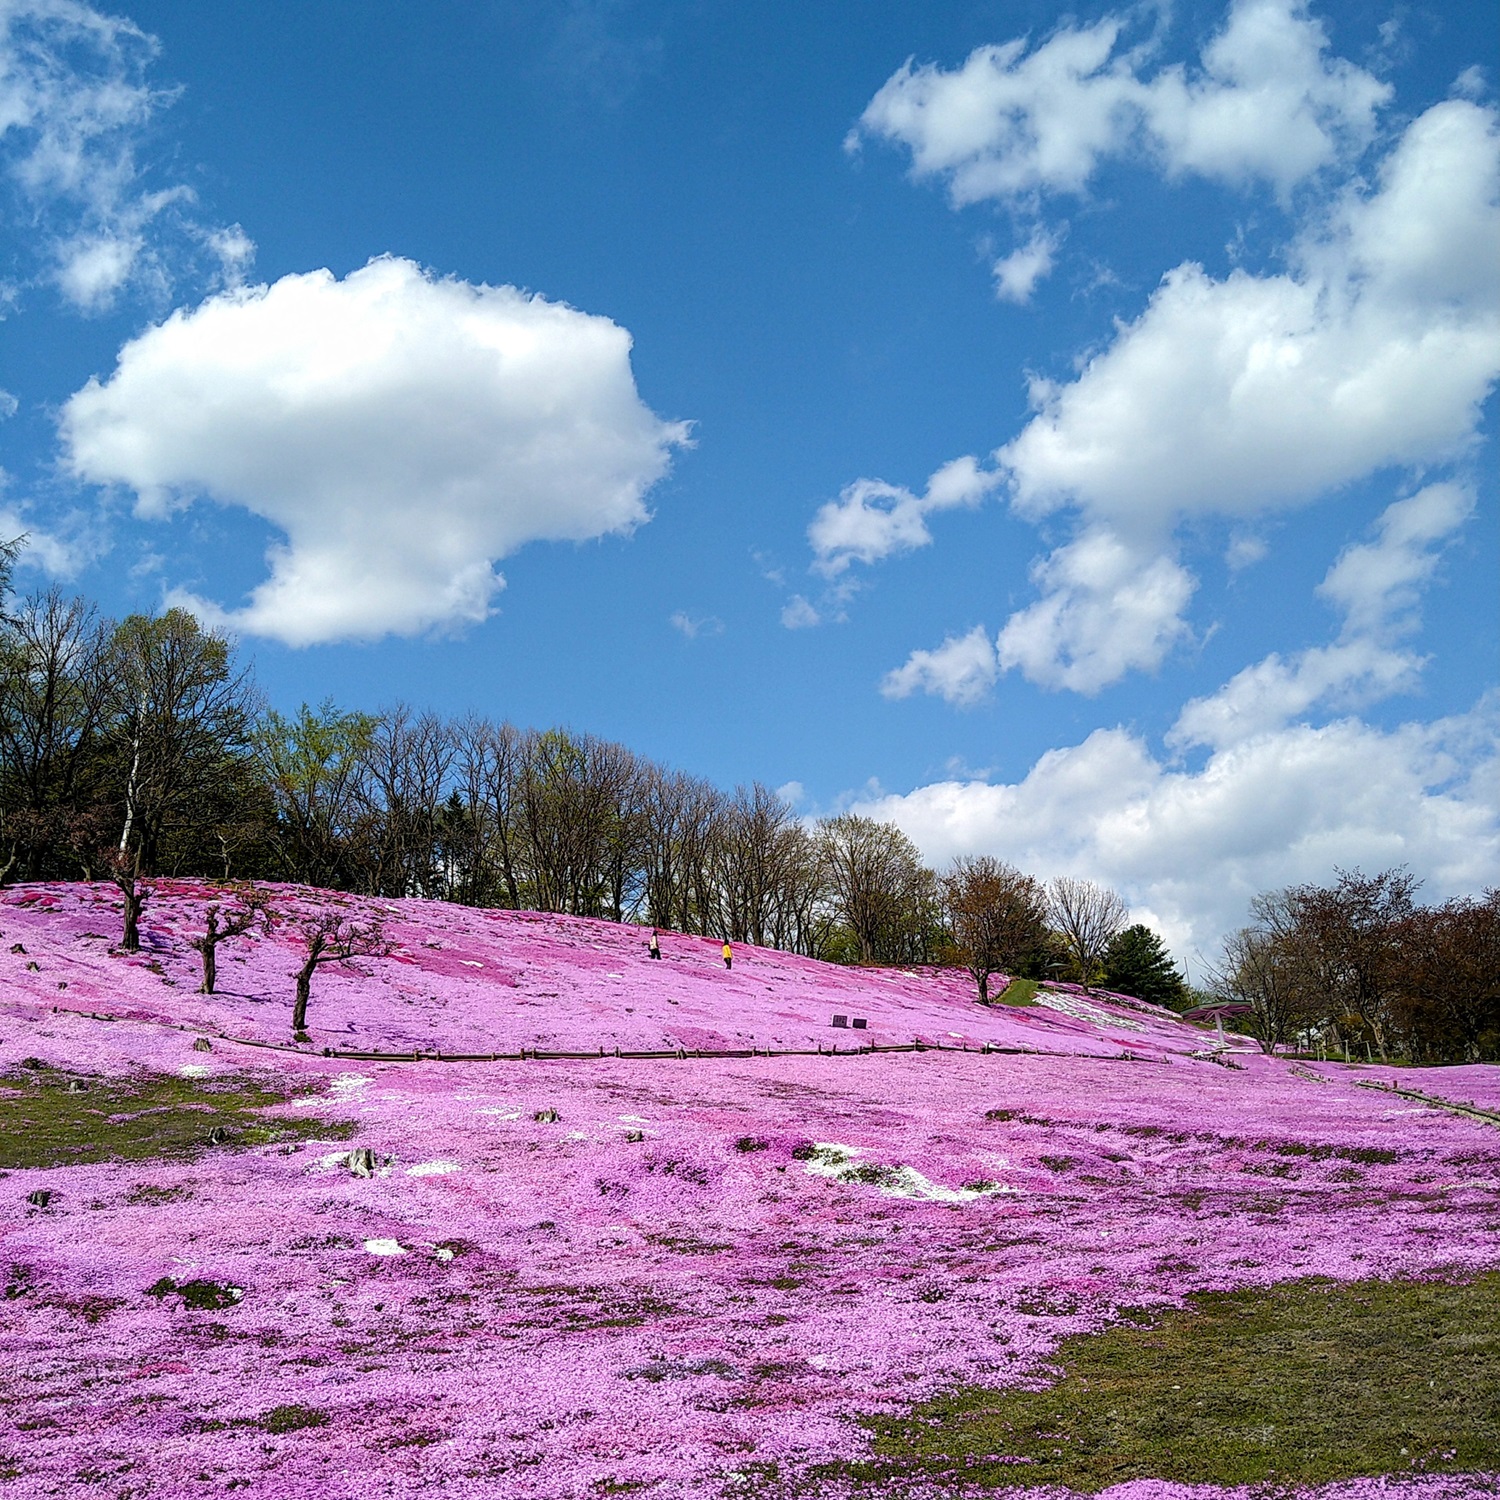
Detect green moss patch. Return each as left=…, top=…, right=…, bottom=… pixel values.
left=0, top=1066, right=355, bottom=1169
left=995, top=978, right=1039, bottom=1006
left=837, top=1274, right=1500, bottom=1491
left=258, top=1405, right=330, bottom=1435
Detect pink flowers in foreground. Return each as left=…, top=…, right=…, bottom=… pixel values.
left=1, top=881, right=1497, bottom=1499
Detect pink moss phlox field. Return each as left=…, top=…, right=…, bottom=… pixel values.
left=0, top=881, right=1196, bottom=1058
left=2, top=881, right=1498, bottom=1499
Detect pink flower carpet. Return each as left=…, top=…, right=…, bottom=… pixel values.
left=1, top=882, right=1496, bottom=1499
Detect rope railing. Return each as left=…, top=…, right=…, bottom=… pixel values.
left=24, top=998, right=1170, bottom=1067
left=1350, top=1077, right=1500, bottom=1127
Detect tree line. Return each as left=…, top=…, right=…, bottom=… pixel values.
left=0, top=546, right=1155, bottom=985
left=1208, top=868, right=1499, bottom=1064
left=2, top=542, right=1493, bottom=1059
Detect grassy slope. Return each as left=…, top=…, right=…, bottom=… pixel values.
left=843, top=1275, right=1500, bottom=1491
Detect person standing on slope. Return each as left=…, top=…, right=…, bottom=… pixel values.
left=722, top=940, right=732, bottom=970
left=648, top=929, right=661, bottom=960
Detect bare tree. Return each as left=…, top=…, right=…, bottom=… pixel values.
left=1209, top=921, right=1311, bottom=1055
left=107, top=608, right=258, bottom=873
left=288, top=910, right=389, bottom=1034
left=191, top=886, right=272, bottom=994
left=818, top=814, right=935, bottom=964
left=1393, top=890, right=1500, bottom=1062
left=0, top=589, right=115, bottom=881
left=1284, top=868, right=1419, bottom=1062
left=357, top=705, right=455, bottom=897
left=942, top=857, right=1048, bottom=1004
left=1046, top=876, right=1128, bottom=990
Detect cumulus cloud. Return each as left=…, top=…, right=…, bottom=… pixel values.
left=0, top=0, right=246, bottom=309
left=852, top=700, right=1500, bottom=964
left=854, top=0, right=1389, bottom=209
left=1003, top=100, right=1499, bottom=529
left=996, top=529, right=1197, bottom=694
left=843, top=0, right=1498, bottom=698
left=62, top=255, right=689, bottom=644
left=808, top=455, right=1000, bottom=577
left=887, top=98, right=1499, bottom=695
left=881, top=625, right=999, bottom=705
left=1170, top=483, right=1476, bottom=749
left=992, top=227, right=1059, bottom=303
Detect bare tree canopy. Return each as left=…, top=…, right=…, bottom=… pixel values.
left=1208, top=913, right=1315, bottom=1054
left=817, top=814, right=937, bottom=965
left=286, top=910, right=389, bottom=1034
left=1046, top=876, right=1128, bottom=990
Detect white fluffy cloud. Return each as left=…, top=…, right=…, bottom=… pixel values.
left=996, top=529, right=1197, bottom=694
left=0, top=0, right=248, bottom=308
left=808, top=455, right=999, bottom=577
left=991, top=227, right=1059, bottom=303
left=864, top=476, right=1491, bottom=957
left=1003, top=101, right=1500, bottom=532
left=63, top=256, right=689, bottom=644
left=881, top=625, right=998, bottom=706
left=853, top=700, right=1500, bottom=965
left=862, top=96, right=1499, bottom=695
left=854, top=0, right=1389, bottom=208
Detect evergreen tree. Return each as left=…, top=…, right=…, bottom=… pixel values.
left=1103, top=923, right=1188, bottom=1009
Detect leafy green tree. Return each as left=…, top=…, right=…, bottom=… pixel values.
left=1103, top=923, right=1189, bottom=1009
left=107, top=609, right=258, bottom=872
left=255, top=701, right=375, bottom=887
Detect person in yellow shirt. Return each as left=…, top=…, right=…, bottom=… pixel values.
left=722, top=940, right=732, bottom=970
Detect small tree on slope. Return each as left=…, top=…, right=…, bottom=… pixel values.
left=105, top=847, right=149, bottom=952
left=191, top=886, right=272, bottom=994
left=289, top=910, right=389, bottom=1035
left=942, top=857, right=1048, bottom=1005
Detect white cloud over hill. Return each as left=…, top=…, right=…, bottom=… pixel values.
left=853, top=93, right=1499, bottom=698
left=854, top=698, right=1499, bottom=969
left=63, top=256, right=689, bottom=644
left=855, top=0, right=1389, bottom=205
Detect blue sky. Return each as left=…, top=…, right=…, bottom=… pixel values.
left=1, top=0, right=1496, bottom=965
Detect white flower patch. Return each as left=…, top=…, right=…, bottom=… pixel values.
left=801, top=1143, right=1013, bottom=1203
left=1033, top=992, right=1147, bottom=1032
left=330, top=1073, right=371, bottom=1095
left=178, top=1064, right=210, bottom=1078
left=406, top=1161, right=461, bottom=1176
left=460, top=960, right=484, bottom=968
left=477, top=1108, right=521, bottom=1120
left=363, top=1238, right=406, bottom=1256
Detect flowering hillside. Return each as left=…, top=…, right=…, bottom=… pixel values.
left=1, top=881, right=1498, bottom=1500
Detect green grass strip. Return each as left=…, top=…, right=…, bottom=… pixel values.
left=1, top=1062, right=354, bottom=1169
left=843, top=1274, right=1500, bottom=1491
